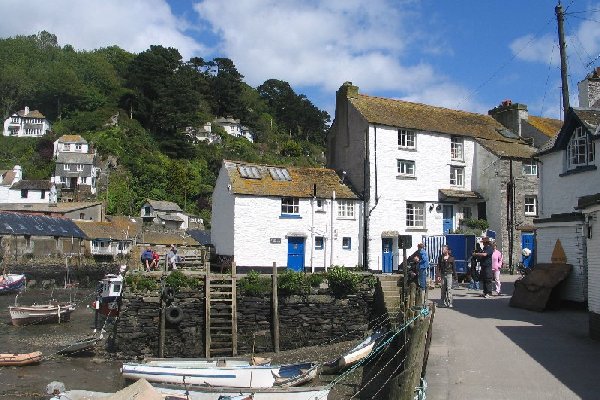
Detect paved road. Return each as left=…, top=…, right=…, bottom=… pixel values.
left=425, top=274, right=600, bottom=400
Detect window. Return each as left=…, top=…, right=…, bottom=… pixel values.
left=63, top=164, right=70, bottom=171
left=315, top=199, right=325, bottom=212
left=398, top=129, right=416, bottom=148
left=21, top=189, right=28, bottom=198
left=81, top=177, right=87, bottom=184
left=522, top=160, right=538, bottom=176
left=144, top=206, right=152, bottom=216
left=524, top=196, right=537, bottom=216
left=462, top=207, right=472, bottom=219
left=567, top=127, right=595, bottom=169
left=60, top=177, right=66, bottom=184
left=79, top=213, right=85, bottom=219
left=450, top=166, right=465, bottom=186
left=397, top=159, right=415, bottom=176
left=337, top=200, right=355, bottom=218
left=64, top=144, right=71, bottom=151
left=451, top=136, right=464, bottom=160
left=406, top=202, right=425, bottom=228
left=342, top=237, right=351, bottom=250
left=281, top=197, right=299, bottom=215
left=41, top=190, right=45, bottom=199
left=76, top=164, right=84, bottom=172
left=315, top=237, right=324, bottom=250
left=75, top=144, right=82, bottom=151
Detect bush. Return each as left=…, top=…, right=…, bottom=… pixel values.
left=461, top=218, right=489, bottom=231
left=306, top=273, right=325, bottom=288
left=326, top=266, right=361, bottom=296
left=278, top=270, right=310, bottom=295
left=164, top=270, right=202, bottom=290
left=238, top=270, right=272, bottom=296
left=125, top=274, right=159, bottom=292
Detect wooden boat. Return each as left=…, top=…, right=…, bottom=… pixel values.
left=140, top=356, right=271, bottom=368
left=9, top=302, right=76, bottom=326
left=321, top=330, right=386, bottom=374
left=121, top=361, right=318, bottom=388
left=0, top=274, right=26, bottom=295
left=92, top=273, right=123, bottom=317
left=58, top=336, right=102, bottom=356
left=0, top=351, right=42, bottom=366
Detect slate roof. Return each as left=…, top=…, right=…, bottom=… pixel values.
left=0, top=202, right=102, bottom=213
left=0, top=212, right=85, bottom=238
left=538, top=107, right=600, bottom=155
left=56, top=153, right=95, bottom=164
left=146, top=200, right=182, bottom=212
left=11, top=180, right=53, bottom=190
left=223, top=160, right=359, bottom=199
left=74, top=220, right=134, bottom=240
left=16, top=108, right=46, bottom=119
left=347, top=92, right=537, bottom=159
left=439, top=189, right=483, bottom=200
left=526, top=116, right=563, bottom=138
left=0, top=170, right=16, bottom=186
left=157, top=214, right=184, bottom=223
left=57, top=134, right=87, bottom=143
left=139, top=231, right=200, bottom=246
left=187, top=229, right=211, bottom=245
left=576, top=193, right=600, bottom=209
left=105, top=215, right=142, bottom=237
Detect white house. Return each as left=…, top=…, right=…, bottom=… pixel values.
left=0, top=165, right=53, bottom=204
left=140, top=199, right=192, bottom=230
left=327, top=82, right=537, bottom=272
left=53, top=134, right=89, bottom=157
left=186, top=123, right=222, bottom=145
left=579, top=194, right=600, bottom=340
left=535, top=104, right=599, bottom=305
left=3, top=106, right=51, bottom=137
left=213, top=117, right=254, bottom=142
left=211, top=160, right=362, bottom=271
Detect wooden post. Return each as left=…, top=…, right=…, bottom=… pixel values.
left=272, top=262, right=280, bottom=353
left=231, top=261, right=237, bottom=356
left=205, top=270, right=211, bottom=358
left=159, top=299, right=165, bottom=358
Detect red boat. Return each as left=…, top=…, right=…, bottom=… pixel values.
left=0, top=351, right=42, bottom=366
left=92, top=274, right=122, bottom=317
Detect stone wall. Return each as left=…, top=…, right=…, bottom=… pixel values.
left=6, top=261, right=120, bottom=288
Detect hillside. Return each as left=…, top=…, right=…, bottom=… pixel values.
left=0, top=31, right=331, bottom=225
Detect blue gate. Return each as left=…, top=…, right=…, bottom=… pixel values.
left=445, top=234, right=476, bottom=277
left=287, top=237, right=305, bottom=271
left=442, top=205, right=453, bottom=234
left=521, top=233, right=535, bottom=268
left=382, top=238, right=393, bottom=273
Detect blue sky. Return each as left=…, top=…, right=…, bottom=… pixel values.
left=2, top=0, right=600, bottom=120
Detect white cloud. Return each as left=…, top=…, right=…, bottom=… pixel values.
left=0, top=0, right=204, bottom=58
left=510, top=34, right=558, bottom=66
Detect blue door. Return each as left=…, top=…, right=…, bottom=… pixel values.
left=287, top=237, right=305, bottom=271
left=382, top=238, right=393, bottom=273
left=442, top=205, right=454, bottom=234
left=445, top=234, right=476, bottom=276
left=521, top=233, right=535, bottom=268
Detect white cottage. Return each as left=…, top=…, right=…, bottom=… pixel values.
left=535, top=106, right=599, bottom=304
left=0, top=165, right=53, bottom=204
left=53, top=134, right=89, bottom=157
left=3, top=106, right=51, bottom=137
left=211, top=160, right=362, bottom=271
left=328, top=82, right=537, bottom=271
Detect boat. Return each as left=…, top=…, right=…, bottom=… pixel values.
left=321, top=330, right=386, bottom=374
left=9, top=302, right=76, bottom=326
left=0, top=351, right=42, bottom=366
left=121, top=361, right=319, bottom=388
left=57, top=336, right=103, bottom=356
left=0, top=273, right=26, bottom=295
left=92, top=273, right=123, bottom=317
left=140, top=356, right=271, bottom=368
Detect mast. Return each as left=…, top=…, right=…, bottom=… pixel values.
left=556, top=2, right=570, bottom=114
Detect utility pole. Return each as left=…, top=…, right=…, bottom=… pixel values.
left=556, top=2, right=570, bottom=114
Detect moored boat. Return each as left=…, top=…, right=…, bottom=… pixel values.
left=92, top=273, right=123, bottom=317
left=140, top=356, right=271, bottom=368
left=121, top=361, right=318, bottom=388
left=0, top=351, right=42, bottom=366
left=9, top=302, right=76, bottom=326
left=0, top=274, right=26, bottom=295
left=321, top=330, right=385, bottom=374
left=57, top=336, right=103, bottom=356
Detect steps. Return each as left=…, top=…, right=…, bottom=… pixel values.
left=377, top=275, right=403, bottom=328
left=205, top=274, right=237, bottom=357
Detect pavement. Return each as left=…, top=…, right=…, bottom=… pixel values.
left=425, top=274, right=600, bottom=400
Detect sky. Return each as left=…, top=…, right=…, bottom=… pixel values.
left=2, top=0, right=600, bottom=120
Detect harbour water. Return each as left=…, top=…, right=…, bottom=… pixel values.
left=0, top=287, right=124, bottom=399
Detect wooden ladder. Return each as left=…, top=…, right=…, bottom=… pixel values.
left=205, top=263, right=237, bottom=357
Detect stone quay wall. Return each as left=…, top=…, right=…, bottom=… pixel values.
left=7, top=261, right=120, bottom=288
left=114, top=277, right=376, bottom=359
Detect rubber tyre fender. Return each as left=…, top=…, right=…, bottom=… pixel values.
left=165, top=306, right=183, bottom=324
left=162, top=286, right=175, bottom=302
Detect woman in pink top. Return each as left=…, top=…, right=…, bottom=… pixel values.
left=491, top=243, right=503, bottom=295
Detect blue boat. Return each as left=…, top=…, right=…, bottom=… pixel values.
left=0, top=274, right=26, bottom=295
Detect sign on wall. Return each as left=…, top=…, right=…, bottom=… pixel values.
left=270, top=238, right=281, bottom=244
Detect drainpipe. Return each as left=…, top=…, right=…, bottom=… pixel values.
left=329, top=190, right=336, bottom=270
left=310, top=184, right=316, bottom=273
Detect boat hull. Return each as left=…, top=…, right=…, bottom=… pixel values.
left=58, top=337, right=102, bottom=356
left=9, top=303, right=76, bottom=326
left=0, top=274, right=26, bottom=295
left=0, top=351, right=42, bottom=366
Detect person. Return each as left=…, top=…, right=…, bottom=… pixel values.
left=150, top=250, right=160, bottom=271
left=167, top=245, right=178, bottom=270
left=438, top=245, right=456, bottom=308
left=140, top=246, right=153, bottom=271
left=473, top=237, right=494, bottom=298
left=413, top=243, right=430, bottom=300
left=468, top=243, right=481, bottom=291
left=492, top=242, right=503, bottom=295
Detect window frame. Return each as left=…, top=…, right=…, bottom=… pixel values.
left=397, top=159, right=416, bottom=177
left=398, top=129, right=416, bottom=149
left=406, top=202, right=425, bottom=228
left=315, top=236, right=324, bottom=250
left=281, top=197, right=300, bottom=215
left=522, top=160, right=538, bottom=176
left=20, top=189, right=28, bottom=198
left=63, top=164, right=70, bottom=171
left=524, top=195, right=537, bottom=216
left=342, top=237, right=352, bottom=250
left=567, top=126, right=595, bottom=169
left=450, top=166, right=465, bottom=187
left=337, top=200, right=355, bottom=218
left=451, top=136, right=464, bottom=161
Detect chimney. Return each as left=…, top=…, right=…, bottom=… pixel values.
left=13, top=165, right=22, bottom=183
left=577, top=67, right=600, bottom=108
left=24, top=106, right=30, bottom=115
left=488, top=100, right=528, bottom=137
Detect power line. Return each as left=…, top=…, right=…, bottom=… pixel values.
left=539, top=43, right=558, bottom=116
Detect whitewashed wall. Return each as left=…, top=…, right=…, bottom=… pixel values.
left=585, top=207, right=600, bottom=316
left=365, top=124, right=477, bottom=270
left=536, top=222, right=587, bottom=302
left=211, top=166, right=235, bottom=256
left=7, top=188, right=49, bottom=203
left=232, top=196, right=361, bottom=269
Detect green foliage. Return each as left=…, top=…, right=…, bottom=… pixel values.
left=0, top=136, right=55, bottom=179
left=326, top=266, right=362, bottom=296
left=306, top=273, right=325, bottom=288
left=364, top=274, right=378, bottom=288
left=164, top=270, right=202, bottom=290
left=238, top=270, right=272, bottom=296
left=125, top=273, right=159, bottom=292
left=277, top=270, right=310, bottom=295
left=461, top=218, right=490, bottom=231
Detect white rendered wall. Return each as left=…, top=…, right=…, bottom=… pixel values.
left=211, top=166, right=235, bottom=256
left=7, top=188, right=48, bottom=203
left=585, top=208, right=600, bottom=313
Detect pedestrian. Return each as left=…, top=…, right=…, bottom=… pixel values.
left=438, top=245, right=456, bottom=307
left=492, top=242, right=503, bottom=295
left=140, top=246, right=153, bottom=271
left=413, top=243, right=430, bottom=302
left=468, top=243, right=481, bottom=290
left=150, top=249, right=160, bottom=271
left=167, top=245, right=178, bottom=270
left=473, top=237, right=494, bottom=298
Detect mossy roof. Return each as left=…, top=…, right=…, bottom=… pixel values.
left=527, top=116, right=562, bottom=138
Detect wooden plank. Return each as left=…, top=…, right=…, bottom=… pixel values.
left=231, top=261, right=237, bottom=357
left=272, top=262, right=279, bottom=353
left=205, top=273, right=211, bottom=358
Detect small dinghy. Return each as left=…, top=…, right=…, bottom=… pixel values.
left=9, top=301, right=76, bottom=326
left=0, top=274, right=26, bottom=295
left=0, top=351, right=42, bottom=366
left=321, top=330, right=385, bottom=374
left=58, top=336, right=103, bottom=356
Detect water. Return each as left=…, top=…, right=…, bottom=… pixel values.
left=0, top=288, right=124, bottom=399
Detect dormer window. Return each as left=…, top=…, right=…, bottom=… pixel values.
left=567, top=127, right=595, bottom=169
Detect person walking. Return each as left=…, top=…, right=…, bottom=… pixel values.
left=438, top=245, right=456, bottom=307
left=474, top=237, right=494, bottom=298
left=413, top=243, right=430, bottom=303
left=468, top=243, right=481, bottom=291
left=492, top=242, right=503, bottom=295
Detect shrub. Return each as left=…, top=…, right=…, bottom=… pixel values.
left=278, top=270, right=310, bottom=295
left=326, top=266, right=361, bottom=296
left=461, top=218, right=489, bottom=231
left=164, top=270, right=202, bottom=290
left=125, top=274, right=159, bottom=292
left=306, top=273, right=325, bottom=288
left=238, top=270, right=272, bottom=296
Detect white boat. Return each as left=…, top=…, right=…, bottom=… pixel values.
left=9, top=302, right=76, bottom=326
left=121, top=361, right=318, bottom=388
left=321, top=330, right=385, bottom=374
left=0, top=273, right=26, bottom=295
left=141, top=356, right=271, bottom=368
left=157, top=384, right=331, bottom=400
left=92, top=273, right=123, bottom=317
